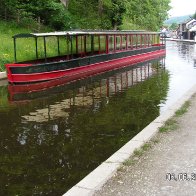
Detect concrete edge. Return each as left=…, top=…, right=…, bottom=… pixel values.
left=0, top=71, right=7, bottom=80
left=0, top=72, right=7, bottom=86
left=63, top=84, right=196, bottom=196
left=165, top=38, right=196, bottom=44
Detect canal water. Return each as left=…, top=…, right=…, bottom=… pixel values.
left=0, top=41, right=195, bottom=195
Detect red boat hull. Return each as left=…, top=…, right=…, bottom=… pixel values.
left=6, top=49, right=165, bottom=84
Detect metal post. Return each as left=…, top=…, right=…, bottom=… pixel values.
left=67, top=34, right=70, bottom=59
left=91, top=34, right=94, bottom=55
left=143, top=34, right=145, bottom=47
left=76, top=35, right=78, bottom=55
left=114, top=35, right=116, bottom=52
left=105, top=35, right=109, bottom=54
left=98, top=35, right=101, bottom=54
left=57, top=36, right=60, bottom=56
left=136, top=34, right=138, bottom=48
left=126, top=34, right=128, bottom=50
left=43, top=36, right=47, bottom=62
left=13, top=38, right=17, bottom=63
left=130, top=35, right=133, bottom=49
left=120, top=35, right=122, bottom=50
left=149, top=34, right=151, bottom=46
left=35, top=37, right=38, bottom=59
left=153, top=34, right=155, bottom=44
left=84, top=35, right=87, bottom=56
left=81, top=36, right=83, bottom=57
left=70, top=35, right=73, bottom=59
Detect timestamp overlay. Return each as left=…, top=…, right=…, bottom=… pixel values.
left=166, top=173, right=196, bottom=181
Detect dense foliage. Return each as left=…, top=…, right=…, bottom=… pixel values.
left=0, top=0, right=171, bottom=31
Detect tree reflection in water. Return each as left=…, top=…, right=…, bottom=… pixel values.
left=0, top=57, right=169, bottom=195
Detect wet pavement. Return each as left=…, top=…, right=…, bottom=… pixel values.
left=94, top=92, right=196, bottom=196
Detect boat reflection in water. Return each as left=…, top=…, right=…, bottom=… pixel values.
left=4, top=56, right=168, bottom=195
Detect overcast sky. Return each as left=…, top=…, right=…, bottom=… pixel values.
left=168, top=0, right=196, bottom=17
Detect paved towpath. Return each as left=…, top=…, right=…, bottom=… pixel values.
left=94, top=93, right=196, bottom=196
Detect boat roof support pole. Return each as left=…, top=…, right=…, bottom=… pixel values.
left=43, top=36, right=47, bottom=62
left=84, top=35, right=87, bottom=56
left=35, top=37, right=38, bottom=59
left=13, top=38, right=17, bottom=63
left=105, top=35, right=109, bottom=54
left=114, top=34, right=116, bottom=52
left=136, top=34, right=138, bottom=48
left=98, top=35, right=101, bottom=54
left=120, top=35, right=122, bottom=50
left=144, top=34, right=146, bottom=48
left=76, top=35, right=78, bottom=55
left=126, top=34, right=128, bottom=50
left=70, top=35, right=73, bottom=59
left=57, top=36, right=60, bottom=56
left=91, top=34, right=94, bottom=55
left=66, top=35, right=70, bottom=60
left=150, top=34, right=152, bottom=46
left=140, top=34, right=142, bottom=48
left=80, top=36, right=83, bottom=57
left=130, top=35, right=132, bottom=49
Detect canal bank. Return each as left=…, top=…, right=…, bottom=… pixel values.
left=94, top=85, right=196, bottom=196
left=0, top=71, right=6, bottom=80
left=165, top=38, right=196, bottom=44
left=0, top=72, right=7, bottom=86
left=64, top=84, right=196, bottom=196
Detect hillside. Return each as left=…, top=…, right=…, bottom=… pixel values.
left=164, top=15, right=192, bottom=25
left=0, top=21, right=49, bottom=71
left=0, top=21, right=31, bottom=71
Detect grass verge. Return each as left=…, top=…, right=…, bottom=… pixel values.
left=123, top=99, right=191, bottom=167
left=175, top=101, right=190, bottom=117
left=0, top=20, right=56, bottom=71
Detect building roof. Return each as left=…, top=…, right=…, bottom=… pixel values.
left=186, top=19, right=196, bottom=29
left=190, top=25, right=196, bottom=32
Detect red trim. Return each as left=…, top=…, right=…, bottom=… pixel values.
left=114, top=35, right=116, bottom=52
left=120, top=35, right=122, bottom=50
left=105, top=35, right=109, bottom=53
left=126, top=35, right=128, bottom=50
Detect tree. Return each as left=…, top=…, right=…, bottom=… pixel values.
left=0, top=0, right=171, bottom=31
left=125, top=0, right=171, bottom=31
left=0, top=0, right=18, bottom=20
left=170, top=22, right=178, bottom=30
left=109, top=0, right=126, bottom=29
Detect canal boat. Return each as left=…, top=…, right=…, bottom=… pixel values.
left=8, top=57, right=166, bottom=103
left=5, top=30, right=165, bottom=84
